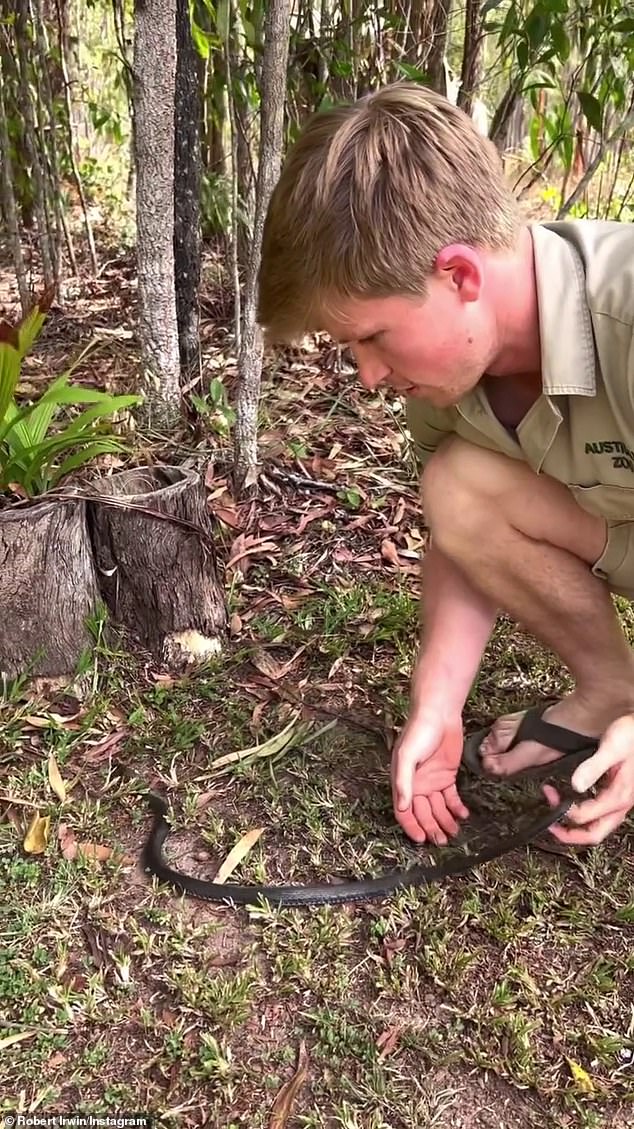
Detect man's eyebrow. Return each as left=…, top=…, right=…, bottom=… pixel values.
left=338, top=328, right=382, bottom=346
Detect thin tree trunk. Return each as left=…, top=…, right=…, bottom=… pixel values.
left=225, top=29, right=242, bottom=351
left=30, top=0, right=64, bottom=280
left=0, top=52, right=30, bottom=313
left=174, top=0, right=203, bottom=380
left=427, top=0, right=452, bottom=94
left=457, top=0, right=483, bottom=115
left=113, top=0, right=136, bottom=199
left=133, top=0, right=181, bottom=428
left=233, top=0, right=292, bottom=494
left=33, top=0, right=77, bottom=276
left=14, top=1, right=56, bottom=286
left=236, top=93, right=256, bottom=272
left=54, top=0, right=96, bottom=272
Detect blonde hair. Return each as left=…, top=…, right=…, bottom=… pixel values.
left=257, top=81, right=520, bottom=344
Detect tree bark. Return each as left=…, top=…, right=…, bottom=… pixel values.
left=88, top=467, right=227, bottom=666
left=233, top=0, right=292, bottom=495
left=174, top=0, right=203, bottom=380
left=0, top=498, right=100, bottom=679
left=14, top=1, right=57, bottom=286
left=427, top=0, right=452, bottom=94
left=133, top=0, right=181, bottom=428
left=457, top=0, right=483, bottom=116
left=0, top=52, right=30, bottom=314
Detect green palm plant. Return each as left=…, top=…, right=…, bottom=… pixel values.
left=0, top=293, right=141, bottom=498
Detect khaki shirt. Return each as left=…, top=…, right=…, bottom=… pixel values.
left=406, top=220, right=634, bottom=522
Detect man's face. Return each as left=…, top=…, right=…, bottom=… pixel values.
left=321, top=264, right=496, bottom=408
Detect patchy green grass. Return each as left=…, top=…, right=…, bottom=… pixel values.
left=2, top=581, right=634, bottom=1128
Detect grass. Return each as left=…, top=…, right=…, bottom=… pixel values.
left=2, top=580, right=634, bottom=1128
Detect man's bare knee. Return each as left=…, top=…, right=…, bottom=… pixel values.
left=421, top=436, right=608, bottom=568
left=421, top=435, right=509, bottom=509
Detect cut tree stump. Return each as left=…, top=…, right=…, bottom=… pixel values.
left=88, top=465, right=227, bottom=665
left=0, top=496, right=100, bottom=679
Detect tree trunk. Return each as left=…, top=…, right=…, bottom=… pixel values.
left=174, top=0, right=203, bottom=380
left=133, top=0, right=181, bottom=428
left=14, top=0, right=57, bottom=286
left=88, top=467, right=227, bottom=666
left=426, top=0, right=452, bottom=94
left=0, top=498, right=100, bottom=679
left=233, top=0, right=292, bottom=495
left=457, top=0, right=483, bottom=116
left=0, top=52, right=29, bottom=314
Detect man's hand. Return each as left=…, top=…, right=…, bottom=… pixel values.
left=391, top=709, right=469, bottom=845
left=543, top=713, right=634, bottom=845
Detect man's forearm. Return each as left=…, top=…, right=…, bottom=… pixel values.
left=410, top=541, right=498, bottom=713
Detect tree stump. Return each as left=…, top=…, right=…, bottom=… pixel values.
left=88, top=465, right=227, bottom=665
left=0, top=496, right=100, bottom=679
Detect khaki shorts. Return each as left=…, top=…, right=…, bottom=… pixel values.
left=591, top=520, right=634, bottom=601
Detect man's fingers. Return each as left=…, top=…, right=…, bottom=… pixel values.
left=572, top=718, right=634, bottom=793
left=543, top=781, right=630, bottom=846
left=411, top=794, right=439, bottom=841
left=428, top=793, right=456, bottom=841
left=443, top=783, right=470, bottom=821
left=393, top=722, right=438, bottom=810
left=543, top=780, right=632, bottom=828
left=394, top=802, right=428, bottom=843
left=549, top=807, right=627, bottom=846
left=563, top=789, right=632, bottom=827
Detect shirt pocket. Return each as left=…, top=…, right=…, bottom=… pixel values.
left=568, top=482, right=634, bottom=521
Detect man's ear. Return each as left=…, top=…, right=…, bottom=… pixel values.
left=434, top=243, right=483, bottom=303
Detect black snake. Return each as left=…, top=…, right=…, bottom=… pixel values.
left=139, top=740, right=597, bottom=907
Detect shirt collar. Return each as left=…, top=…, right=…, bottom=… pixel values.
left=529, top=222, right=596, bottom=396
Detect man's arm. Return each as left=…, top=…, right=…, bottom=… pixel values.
left=393, top=540, right=499, bottom=815
left=411, top=539, right=499, bottom=714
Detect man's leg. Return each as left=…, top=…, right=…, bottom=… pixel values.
left=421, top=436, right=634, bottom=774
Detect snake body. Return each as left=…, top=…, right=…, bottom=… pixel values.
left=141, top=787, right=578, bottom=908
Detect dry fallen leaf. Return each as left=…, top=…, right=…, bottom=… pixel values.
left=0, top=1030, right=35, bottom=1051
left=250, top=648, right=285, bottom=680
left=327, top=655, right=346, bottom=680
left=382, top=937, right=406, bottom=966
left=209, top=711, right=307, bottom=770
left=77, top=842, right=116, bottom=862
left=380, top=538, right=402, bottom=569
left=226, top=533, right=278, bottom=574
left=376, top=1025, right=402, bottom=1060
left=295, top=504, right=334, bottom=535
left=214, top=827, right=264, bottom=884
left=25, top=715, right=53, bottom=729
left=567, top=1057, right=595, bottom=1093
left=48, top=752, right=67, bottom=802
left=3, top=805, right=23, bottom=834
left=229, top=612, right=242, bottom=636
left=23, top=812, right=50, bottom=854
left=58, top=822, right=78, bottom=860
left=269, top=1041, right=309, bottom=1127
left=278, top=591, right=314, bottom=610
left=392, top=497, right=406, bottom=526
left=251, top=645, right=308, bottom=682
left=194, top=790, right=216, bottom=811
left=213, top=506, right=243, bottom=528
left=82, top=728, right=128, bottom=764
left=251, top=701, right=267, bottom=729
left=46, top=1050, right=67, bottom=1069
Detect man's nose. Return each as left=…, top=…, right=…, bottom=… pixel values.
left=355, top=352, right=391, bottom=392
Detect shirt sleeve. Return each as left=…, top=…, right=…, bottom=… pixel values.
left=405, top=396, right=457, bottom=470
